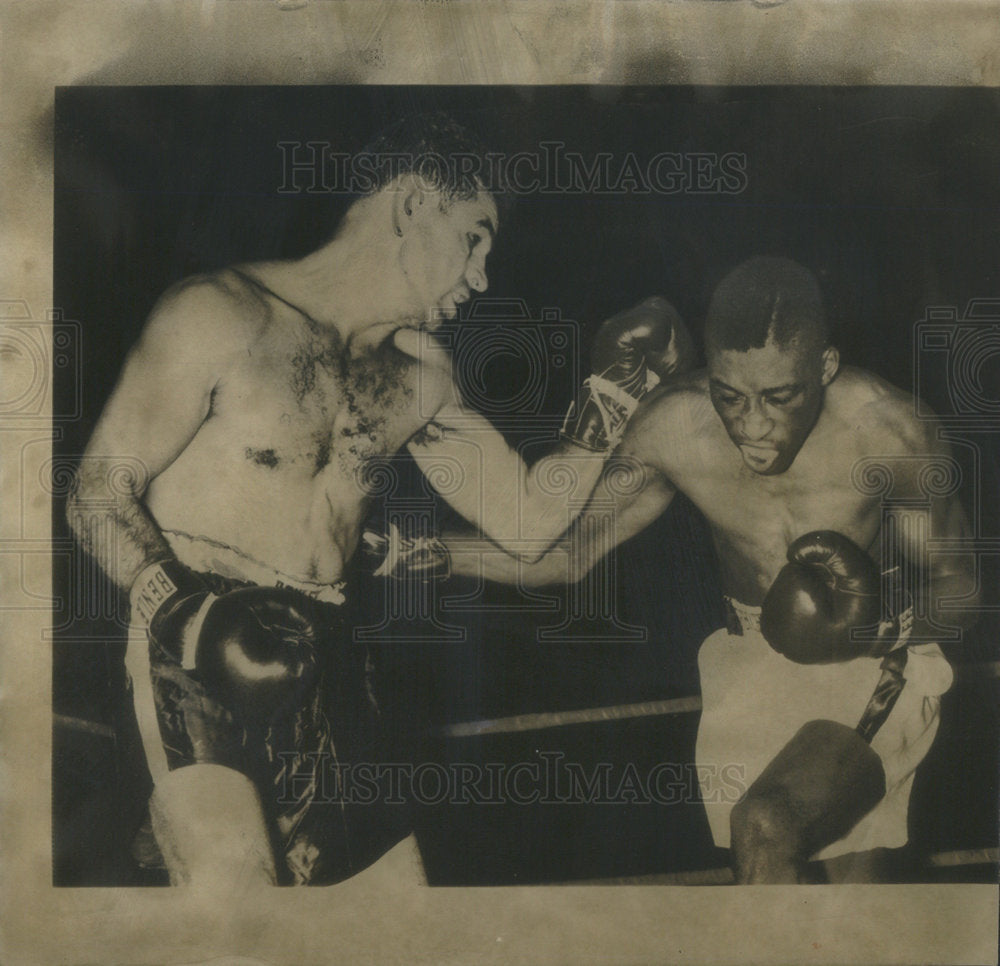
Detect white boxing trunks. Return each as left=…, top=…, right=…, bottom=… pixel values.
left=696, top=597, right=953, bottom=861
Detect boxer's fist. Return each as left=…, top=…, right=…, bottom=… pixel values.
left=195, top=587, right=320, bottom=719
left=360, top=522, right=451, bottom=582
left=590, top=296, right=694, bottom=386
left=562, top=297, right=691, bottom=452
left=760, top=530, right=888, bottom=664
left=132, top=560, right=319, bottom=720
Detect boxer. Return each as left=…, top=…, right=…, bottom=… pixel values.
left=441, top=256, right=978, bottom=883
left=67, top=113, right=693, bottom=886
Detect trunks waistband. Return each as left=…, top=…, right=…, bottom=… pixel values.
left=163, top=529, right=347, bottom=606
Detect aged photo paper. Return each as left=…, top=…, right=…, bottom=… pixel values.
left=2, top=2, right=999, bottom=964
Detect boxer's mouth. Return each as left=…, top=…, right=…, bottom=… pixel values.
left=739, top=444, right=778, bottom=465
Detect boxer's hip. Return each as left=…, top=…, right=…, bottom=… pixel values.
left=127, top=547, right=406, bottom=883
left=162, top=528, right=347, bottom=606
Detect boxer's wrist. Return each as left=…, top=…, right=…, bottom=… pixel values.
left=360, top=523, right=451, bottom=581
left=129, top=558, right=208, bottom=626
left=876, top=565, right=914, bottom=652
left=560, top=366, right=658, bottom=452
left=876, top=604, right=914, bottom=651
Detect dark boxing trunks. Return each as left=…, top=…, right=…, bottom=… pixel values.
left=147, top=572, right=411, bottom=885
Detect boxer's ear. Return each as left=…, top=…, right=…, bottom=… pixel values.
left=391, top=173, right=427, bottom=238
left=820, top=346, right=840, bottom=386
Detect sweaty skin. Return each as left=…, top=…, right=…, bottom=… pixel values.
left=67, top=174, right=671, bottom=887
left=464, top=349, right=974, bottom=639
left=70, top=185, right=614, bottom=593
left=140, top=270, right=429, bottom=583
left=452, top=337, right=977, bottom=882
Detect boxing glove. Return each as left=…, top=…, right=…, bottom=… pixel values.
left=359, top=522, right=451, bottom=581
left=760, top=530, right=890, bottom=664
left=131, top=559, right=320, bottom=721
left=561, top=297, right=693, bottom=452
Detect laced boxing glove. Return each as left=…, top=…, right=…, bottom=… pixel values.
left=760, top=530, right=911, bottom=665
left=359, top=522, right=451, bottom=581
left=131, top=559, right=320, bottom=722
left=561, top=297, right=694, bottom=452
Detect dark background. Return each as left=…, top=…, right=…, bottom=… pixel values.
left=52, top=86, right=999, bottom=885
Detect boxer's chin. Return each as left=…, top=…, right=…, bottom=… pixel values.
left=426, top=303, right=458, bottom=326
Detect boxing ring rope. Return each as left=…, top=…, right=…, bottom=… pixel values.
left=564, top=847, right=1000, bottom=886
left=440, top=695, right=703, bottom=738
left=54, top=661, right=999, bottom=881
left=440, top=659, right=999, bottom=738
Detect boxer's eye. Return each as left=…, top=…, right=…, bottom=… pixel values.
left=765, top=389, right=800, bottom=406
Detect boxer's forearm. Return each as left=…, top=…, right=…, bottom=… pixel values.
left=410, top=423, right=609, bottom=559
left=413, top=297, right=691, bottom=557
left=491, top=444, right=609, bottom=560
left=67, top=463, right=173, bottom=590
left=446, top=531, right=573, bottom=587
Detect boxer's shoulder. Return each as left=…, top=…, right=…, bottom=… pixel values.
left=828, top=367, right=937, bottom=455
left=386, top=327, right=453, bottom=417
left=142, top=270, right=269, bottom=359
left=620, top=369, right=714, bottom=468
left=634, top=369, right=715, bottom=435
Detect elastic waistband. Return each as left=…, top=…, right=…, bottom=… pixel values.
left=163, top=530, right=346, bottom=606
left=722, top=596, right=761, bottom=636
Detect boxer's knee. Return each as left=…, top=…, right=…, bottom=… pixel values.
left=730, top=792, right=803, bottom=883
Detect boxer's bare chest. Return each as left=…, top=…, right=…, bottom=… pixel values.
left=672, top=431, right=883, bottom=597
left=205, top=312, right=424, bottom=489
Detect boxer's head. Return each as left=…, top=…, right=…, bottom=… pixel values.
left=358, top=113, right=507, bottom=324
left=393, top=187, right=498, bottom=324
left=704, top=257, right=839, bottom=475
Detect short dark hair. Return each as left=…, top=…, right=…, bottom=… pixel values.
left=360, top=112, right=510, bottom=210
left=705, top=256, right=828, bottom=353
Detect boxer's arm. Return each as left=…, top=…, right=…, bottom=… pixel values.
left=445, top=448, right=677, bottom=586
left=400, top=299, right=691, bottom=560
left=882, top=406, right=980, bottom=639
left=408, top=402, right=617, bottom=560
left=67, top=279, right=250, bottom=588
left=69, top=280, right=277, bottom=887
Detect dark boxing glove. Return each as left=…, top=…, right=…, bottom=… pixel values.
left=561, top=297, right=694, bottom=452
left=130, top=559, right=320, bottom=721
left=760, top=530, right=896, bottom=664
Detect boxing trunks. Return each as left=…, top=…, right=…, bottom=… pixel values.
left=696, top=596, right=953, bottom=861
left=126, top=532, right=411, bottom=884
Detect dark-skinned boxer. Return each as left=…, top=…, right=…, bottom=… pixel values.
left=68, top=114, right=693, bottom=887
left=436, top=257, right=977, bottom=883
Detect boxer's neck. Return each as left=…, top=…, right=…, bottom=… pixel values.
left=265, top=197, right=426, bottom=352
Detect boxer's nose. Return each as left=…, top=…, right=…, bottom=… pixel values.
left=741, top=398, right=773, bottom=441
left=466, top=254, right=488, bottom=293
